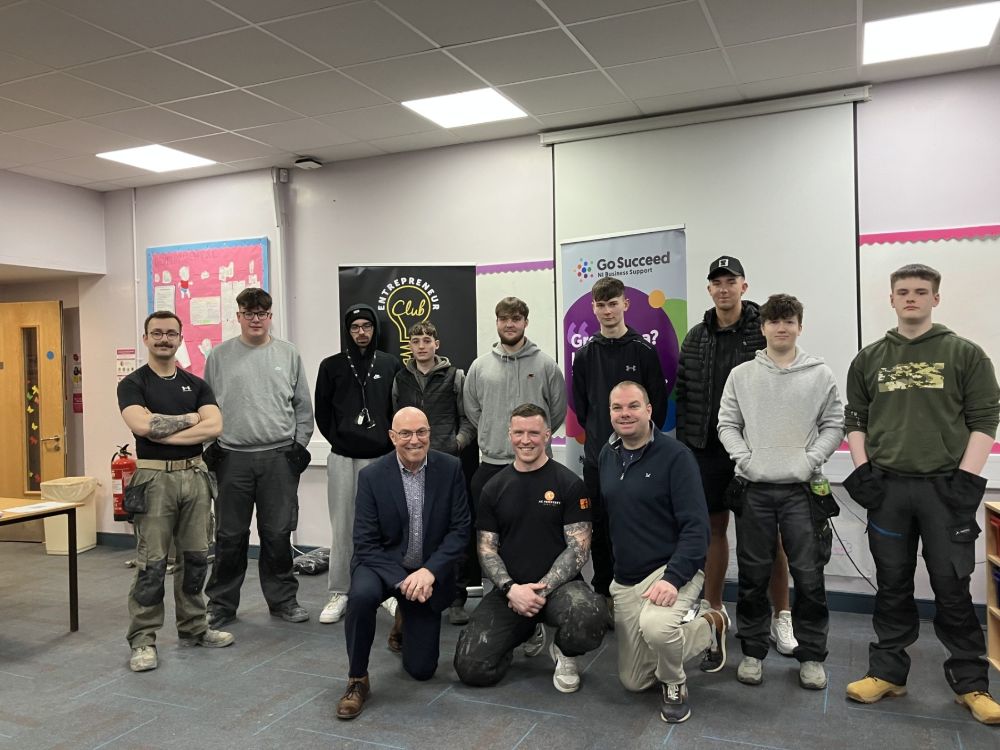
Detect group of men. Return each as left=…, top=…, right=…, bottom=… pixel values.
left=117, top=258, right=1000, bottom=727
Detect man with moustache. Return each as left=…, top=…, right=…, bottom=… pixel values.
left=316, top=303, right=402, bottom=624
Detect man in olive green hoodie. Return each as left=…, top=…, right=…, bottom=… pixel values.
left=843, top=264, right=1000, bottom=725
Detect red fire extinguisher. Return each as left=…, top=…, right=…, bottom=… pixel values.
left=111, top=444, right=136, bottom=522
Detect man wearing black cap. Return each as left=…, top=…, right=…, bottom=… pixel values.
left=675, top=256, right=795, bottom=670
left=315, top=303, right=402, bottom=625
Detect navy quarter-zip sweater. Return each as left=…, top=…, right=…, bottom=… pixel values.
left=598, top=428, right=709, bottom=589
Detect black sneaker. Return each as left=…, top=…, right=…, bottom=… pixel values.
left=208, top=609, right=236, bottom=629
left=270, top=603, right=309, bottom=623
left=698, top=609, right=727, bottom=674
left=660, top=682, right=691, bottom=723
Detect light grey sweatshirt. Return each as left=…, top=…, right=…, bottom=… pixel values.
left=464, top=338, right=567, bottom=464
left=718, top=348, right=844, bottom=483
left=204, top=336, right=314, bottom=451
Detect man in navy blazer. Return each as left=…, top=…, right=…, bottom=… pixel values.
left=337, top=406, right=471, bottom=720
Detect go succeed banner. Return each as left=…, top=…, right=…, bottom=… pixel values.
left=561, top=227, right=687, bottom=464
left=338, top=265, right=477, bottom=370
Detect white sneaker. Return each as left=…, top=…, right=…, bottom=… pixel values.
left=381, top=597, right=397, bottom=617
left=770, top=610, right=797, bottom=656
left=319, top=594, right=348, bottom=624
left=522, top=624, right=545, bottom=657
left=549, top=642, right=580, bottom=693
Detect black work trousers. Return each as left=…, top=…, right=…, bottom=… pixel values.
left=866, top=473, right=987, bottom=694
left=205, top=446, right=300, bottom=617
left=735, top=482, right=831, bottom=662
left=583, top=462, right=614, bottom=597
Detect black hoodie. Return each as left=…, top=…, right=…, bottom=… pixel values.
left=314, top=303, right=402, bottom=458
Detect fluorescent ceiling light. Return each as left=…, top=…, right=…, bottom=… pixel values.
left=402, top=88, right=528, bottom=128
left=96, top=145, right=216, bottom=173
left=863, top=1, right=1000, bottom=65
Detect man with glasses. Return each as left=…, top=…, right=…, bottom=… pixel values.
left=316, top=304, right=402, bottom=625
left=202, top=288, right=314, bottom=628
left=118, top=311, right=233, bottom=672
left=336, top=407, right=470, bottom=719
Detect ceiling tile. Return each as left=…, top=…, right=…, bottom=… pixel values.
left=165, top=91, right=300, bottom=130
left=306, top=142, right=386, bottom=161
left=8, top=164, right=95, bottom=185
left=0, top=74, right=144, bottom=118
left=0, top=2, right=139, bottom=68
left=28, top=154, right=149, bottom=180
left=161, top=28, right=326, bottom=87
left=165, top=132, right=285, bottom=162
left=86, top=107, right=222, bottom=142
left=706, top=0, right=856, bottom=46
left=72, top=53, right=231, bottom=104
left=727, top=26, right=857, bottom=83
left=237, top=118, right=355, bottom=152
left=0, top=133, right=74, bottom=165
left=0, top=51, right=50, bottom=85
left=536, top=102, right=643, bottom=129
left=634, top=85, right=744, bottom=115
left=380, top=0, right=554, bottom=45
left=450, top=29, right=595, bottom=86
left=0, top=99, right=67, bottom=132
left=862, top=46, right=993, bottom=82
left=739, top=67, right=861, bottom=99
left=318, top=104, right=438, bottom=140
left=500, top=71, right=627, bottom=115
left=569, top=3, right=717, bottom=67
left=607, top=50, right=735, bottom=99
left=120, top=164, right=239, bottom=187
left=450, top=118, right=544, bottom=141
left=369, top=130, right=463, bottom=154
left=43, top=0, right=246, bottom=47
left=213, top=0, right=355, bottom=23
left=544, top=0, right=687, bottom=24
left=265, top=4, right=432, bottom=68
left=862, top=0, right=981, bottom=22
left=249, top=71, right=389, bottom=116
left=11, top=120, right=148, bottom=151
left=81, top=180, right=130, bottom=192
left=343, top=51, right=483, bottom=101
left=225, top=155, right=298, bottom=171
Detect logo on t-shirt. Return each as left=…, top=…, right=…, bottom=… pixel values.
left=181, top=385, right=192, bottom=392
left=878, top=362, right=944, bottom=392
left=580, top=498, right=590, bottom=510
left=539, top=490, right=560, bottom=506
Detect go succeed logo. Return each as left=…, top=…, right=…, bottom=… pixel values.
left=577, top=251, right=672, bottom=280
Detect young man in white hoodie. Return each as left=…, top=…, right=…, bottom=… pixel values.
left=718, top=294, right=844, bottom=690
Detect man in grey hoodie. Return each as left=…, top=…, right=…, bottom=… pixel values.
left=718, top=294, right=844, bottom=691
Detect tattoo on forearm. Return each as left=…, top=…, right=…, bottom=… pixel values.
left=148, top=413, right=193, bottom=439
left=478, top=531, right=512, bottom=590
left=540, top=522, right=592, bottom=595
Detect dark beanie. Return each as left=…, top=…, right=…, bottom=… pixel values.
left=344, top=306, right=376, bottom=329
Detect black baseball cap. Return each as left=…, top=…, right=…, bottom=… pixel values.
left=707, top=256, right=745, bottom=279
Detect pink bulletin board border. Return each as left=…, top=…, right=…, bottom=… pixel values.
left=859, top=224, right=1000, bottom=245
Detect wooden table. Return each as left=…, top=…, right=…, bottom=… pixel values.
left=0, top=497, right=84, bottom=632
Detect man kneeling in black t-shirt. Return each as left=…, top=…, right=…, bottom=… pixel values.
left=454, top=403, right=607, bottom=693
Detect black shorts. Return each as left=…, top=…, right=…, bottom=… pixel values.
left=693, top=447, right=735, bottom=515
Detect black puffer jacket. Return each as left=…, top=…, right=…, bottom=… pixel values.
left=675, top=301, right=765, bottom=449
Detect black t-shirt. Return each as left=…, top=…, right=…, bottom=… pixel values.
left=117, top=365, right=217, bottom=460
left=477, top=460, right=591, bottom=584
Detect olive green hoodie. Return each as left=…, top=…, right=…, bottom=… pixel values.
left=845, top=323, right=999, bottom=475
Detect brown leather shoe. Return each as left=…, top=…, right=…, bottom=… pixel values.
left=336, top=675, right=370, bottom=720
left=387, top=608, right=403, bottom=653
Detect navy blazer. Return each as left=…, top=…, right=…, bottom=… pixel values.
left=351, top=449, right=471, bottom=613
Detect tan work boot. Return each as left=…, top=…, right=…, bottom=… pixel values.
left=129, top=645, right=158, bottom=672
left=846, top=675, right=907, bottom=703
left=956, top=691, right=1000, bottom=725
left=336, top=675, right=370, bottom=720
left=387, top=608, right=403, bottom=653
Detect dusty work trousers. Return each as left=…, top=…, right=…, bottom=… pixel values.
left=126, top=464, right=213, bottom=648
left=611, top=568, right=711, bottom=689
left=454, top=580, right=607, bottom=686
left=326, top=452, right=378, bottom=595
left=867, top=473, right=988, bottom=694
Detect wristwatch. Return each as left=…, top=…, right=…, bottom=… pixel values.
left=500, top=580, right=515, bottom=597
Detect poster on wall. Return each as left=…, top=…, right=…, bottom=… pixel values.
left=146, top=238, right=269, bottom=377
left=561, top=227, right=687, bottom=469
left=337, top=266, right=477, bottom=370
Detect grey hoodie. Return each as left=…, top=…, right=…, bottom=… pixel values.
left=464, top=338, right=567, bottom=464
left=718, top=348, right=844, bottom=483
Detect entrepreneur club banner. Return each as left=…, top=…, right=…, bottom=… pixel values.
left=337, top=265, right=477, bottom=370
left=561, top=227, right=687, bottom=468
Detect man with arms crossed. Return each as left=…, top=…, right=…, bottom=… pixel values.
left=675, top=256, right=796, bottom=668
left=600, top=382, right=726, bottom=723
left=336, top=407, right=470, bottom=719
left=843, top=264, right=1000, bottom=725
left=454, top=404, right=606, bottom=693
left=572, top=276, right=667, bottom=620
left=118, top=311, right=233, bottom=672
left=717, top=293, right=844, bottom=689
left=203, top=288, right=314, bottom=627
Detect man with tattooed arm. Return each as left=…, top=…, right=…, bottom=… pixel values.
left=454, top=403, right=607, bottom=693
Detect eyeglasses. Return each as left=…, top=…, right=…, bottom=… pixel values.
left=393, top=428, right=430, bottom=440
left=147, top=330, right=180, bottom=340
left=350, top=323, right=374, bottom=333
left=238, top=310, right=272, bottom=320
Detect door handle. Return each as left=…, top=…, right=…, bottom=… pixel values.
left=40, top=435, right=61, bottom=442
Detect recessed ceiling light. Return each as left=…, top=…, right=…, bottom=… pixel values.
left=402, top=88, right=528, bottom=128
left=863, top=1, right=1000, bottom=65
left=96, top=145, right=216, bottom=173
